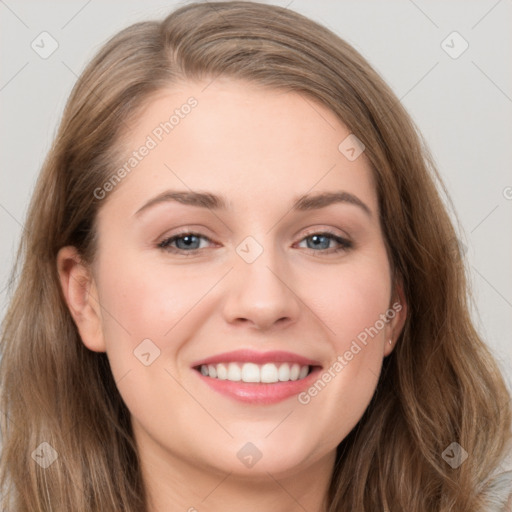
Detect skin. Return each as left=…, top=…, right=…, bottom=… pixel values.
left=58, top=78, right=407, bottom=512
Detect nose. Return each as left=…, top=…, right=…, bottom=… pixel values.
left=221, top=241, right=301, bottom=332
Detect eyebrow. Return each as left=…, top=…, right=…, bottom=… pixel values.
left=134, top=190, right=372, bottom=218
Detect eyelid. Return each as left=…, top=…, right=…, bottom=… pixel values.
left=299, top=226, right=350, bottom=241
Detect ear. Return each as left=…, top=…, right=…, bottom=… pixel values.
left=57, top=246, right=106, bottom=352
left=383, top=277, right=408, bottom=357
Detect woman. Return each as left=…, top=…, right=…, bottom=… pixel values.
left=1, top=2, right=511, bottom=510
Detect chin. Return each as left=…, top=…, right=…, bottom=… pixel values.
left=206, top=437, right=326, bottom=478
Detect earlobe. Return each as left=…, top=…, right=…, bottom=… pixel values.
left=57, top=246, right=106, bottom=353
left=384, top=279, right=408, bottom=357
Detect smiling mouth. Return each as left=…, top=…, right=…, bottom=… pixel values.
left=194, top=362, right=316, bottom=383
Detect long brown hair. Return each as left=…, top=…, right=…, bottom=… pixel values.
left=1, top=2, right=510, bottom=510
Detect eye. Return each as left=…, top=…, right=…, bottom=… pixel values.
left=157, top=230, right=353, bottom=255
left=296, top=231, right=352, bottom=255
left=158, top=232, right=213, bottom=255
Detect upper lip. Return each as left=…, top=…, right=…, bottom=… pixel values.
left=191, top=349, right=322, bottom=368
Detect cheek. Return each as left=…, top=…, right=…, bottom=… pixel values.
left=300, top=255, right=392, bottom=432
left=92, top=254, right=198, bottom=426
left=93, top=251, right=216, bottom=378
left=96, top=253, right=193, bottom=338
left=316, top=256, right=392, bottom=348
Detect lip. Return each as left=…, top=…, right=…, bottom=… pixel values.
left=191, top=349, right=323, bottom=405
left=194, top=366, right=323, bottom=404
left=191, top=349, right=322, bottom=368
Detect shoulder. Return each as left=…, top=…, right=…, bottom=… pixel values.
left=477, top=444, right=512, bottom=512
left=479, top=470, right=512, bottom=512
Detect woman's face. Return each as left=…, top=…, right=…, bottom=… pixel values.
left=60, top=78, right=406, bottom=480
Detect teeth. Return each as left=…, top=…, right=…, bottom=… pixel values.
left=242, top=363, right=260, bottom=383
left=278, top=363, right=290, bottom=381
left=227, top=362, right=241, bottom=381
left=207, top=364, right=217, bottom=378
left=261, top=363, right=278, bottom=383
left=198, top=362, right=311, bottom=383
left=216, top=363, right=228, bottom=380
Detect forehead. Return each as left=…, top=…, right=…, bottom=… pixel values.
left=102, top=78, right=377, bottom=216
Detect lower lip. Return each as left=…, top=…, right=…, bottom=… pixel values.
left=194, top=367, right=322, bottom=404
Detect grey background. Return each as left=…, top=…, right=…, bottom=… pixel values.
left=1, top=0, right=511, bottom=391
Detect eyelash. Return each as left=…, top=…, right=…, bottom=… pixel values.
left=157, top=230, right=353, bottom=256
